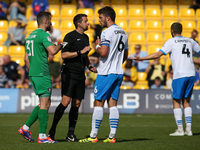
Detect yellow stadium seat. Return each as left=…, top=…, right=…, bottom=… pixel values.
left=129, top=32, right=146, bottom=45
left=137, top=72, right=147, bottom=81
left=133, top=84, right=149, bottom=89
left=163, top=20, right=178, bottom=32
left=128, top=7, right=144, bottom=19
left=0, top=20, right=8, bottom=31
left=178, top=0, right=193, bottom=7
left=115, top=20, right=128, bottom=32
left=147, top=45, right=162, bottom=55
left=49, top=6, right=60, bottom=20
left=145, top=8, right=161, bottom=19
left=11, top=57, right=25, bottom=66
left=0, top=32, right=8, bottom=44
left=181, top=20, right=196, bottom=32
left=85, top=31, right=94, bottom=42
left=60, top=20, right=75, bottom=31
left=193, top=86, right=200, bottom=90
left=53, top=50, right=61, bottom=62
left=9, top=20, right=17, bottom=28
left=164, top=32, right=172, bottom=42
left=61, top=31, right=71, bottom=42
left=60, top=6, right=76, bottom=19
left=128, top=0, right=143, bottom=7
left=48, top=0, right=59, bottom=4
left=94, top=6, right=101, bottom=20
left=162, top=0, right=177, bottom=7
left=114, top=7, right=127, bottom=19
left=77, top=8, right=94, bottom=20
left=146, top=32, right=163, bottom=44
left=8, top=45, right=25, bottom=57
left=196, top=9, right=200, bottom=20
left=182, top=32, right=192, bottom=39
left=162, top=8, right=178, bottom=20
left=0, top=45, right=8, bottom=57
left=51, top=20, right=59, bottom=29
left=197, top=20, right=200, bottom=31
left=146, top=20, right=162, bottom=31
left=179, top=8, right=195, bottom=20
left=136, top=80, right=148, bottom=85
left=26, top=6, right=32, bottom=20
left=111, top=0, right=126, bottom=5
left=129, top=44, right=147, bottom=55
left=26, top=21, right=37, bottom=31
left=145, top=0, right=160, bottom=7
left=129, top=20, right=145, bottom=32
left=120, top=85, right=132, bottom=89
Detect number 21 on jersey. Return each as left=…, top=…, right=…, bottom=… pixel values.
left=26, top=40, right=34, bottom=56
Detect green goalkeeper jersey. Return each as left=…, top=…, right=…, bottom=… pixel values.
left=25, top=28, right=53, bottom=76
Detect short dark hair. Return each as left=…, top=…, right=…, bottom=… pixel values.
left=192, top=29, right=198, bottom=34
left=155, top=76, right=161, bottom=81
left=37, top=11, right=51, bottom=26
left=98, top=6, right=116, bottom=22
left=171, top=22, right=182, bottom=34
left=73, top=14, right=87, bottom=29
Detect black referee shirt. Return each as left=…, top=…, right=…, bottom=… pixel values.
left=62, top=30, right=90, bottom=77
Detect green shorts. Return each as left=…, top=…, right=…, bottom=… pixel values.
left=29, top=75, right=52, bottom=97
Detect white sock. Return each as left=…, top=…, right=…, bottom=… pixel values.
left=109, top=106, right=119, bottom=138
left=23, top=124, right=29, bottom=131
left=90, top=107, right=103, bottom=138
left=184, top=107, right=192, bottom=132
left=173, top=108, right=183, bottom=132
left=39, top=133, right=47, bottom=139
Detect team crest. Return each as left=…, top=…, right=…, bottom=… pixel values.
left=48, top=87, right=52, bottom=92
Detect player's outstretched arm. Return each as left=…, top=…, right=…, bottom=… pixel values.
left=130, top=51, right=164, bottom=61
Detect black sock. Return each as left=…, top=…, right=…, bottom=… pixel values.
left=50, top=103, right=67, bottom=132
left=68, top=106, right=79, bottom=135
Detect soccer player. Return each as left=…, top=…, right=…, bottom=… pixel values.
left=18, top=11, right=63, bottom=143
left=130, top=22, right=200, bottom=136
left=79, top=6, right=128, bottom=143
left=48, top=14, right=97, bottom=142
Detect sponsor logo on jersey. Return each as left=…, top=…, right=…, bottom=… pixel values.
left=47, top=37, right=52, bottom=43
left=77, top=38, right=81, bottom=41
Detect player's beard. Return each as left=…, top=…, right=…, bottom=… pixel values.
left=46, top=25, right=51, bottom=31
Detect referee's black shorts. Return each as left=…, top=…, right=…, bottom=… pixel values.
left=61, top=72, right=85, bottom=100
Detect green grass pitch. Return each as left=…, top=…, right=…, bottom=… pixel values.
left=0, top=113, right=199, bottom=150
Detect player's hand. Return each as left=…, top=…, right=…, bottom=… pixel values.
left=90, top=66, right=97, bottom=73
left=81, top=46, right=91, bottom=54
left=129, top=55, right=141, bottom=61
left=95, top=36, right=101, bottom=45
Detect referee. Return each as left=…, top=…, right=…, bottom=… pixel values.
left=48, top=14, right=97, bottom=141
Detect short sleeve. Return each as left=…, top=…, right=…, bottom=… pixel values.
left=42, top=33, right=53, bottom=48
left=160, top=39, right=172, bottom=55
left=62, top=33, right=73, bottom=53
left=192, top=39, right=200, bottom=54
left=8, top=27, right=15, bottom=34
left=101, top=30, right=110, bottom=47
